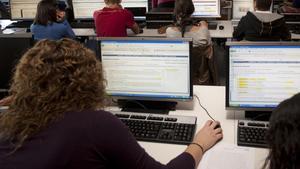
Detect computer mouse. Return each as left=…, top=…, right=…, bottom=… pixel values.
left=214, top=124, right=221, bottom=129
left=139, top=29, right=144, bottom=34
left=219, top=25, right=224, bottom=30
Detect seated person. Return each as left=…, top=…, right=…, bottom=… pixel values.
left=165, top=0, right=217, bottom=85
left=30, top=0, right=75, bottom=40
left=152, top=0, right=175, bottom=8
left=263, top=93, right=300, bottom=169
left=233, top=0, right=291, bottom=41
left=0, top=38, right=223, bottom=169
left=93, top=0, right=140, bottom=37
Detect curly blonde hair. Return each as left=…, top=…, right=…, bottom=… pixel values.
left=0, top=39, right=106, bottom=152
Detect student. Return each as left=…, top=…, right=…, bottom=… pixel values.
left=263, top=93, right=300, bottom=169
left=30, top=0, right=75, bottom=40
left=93, top=0, right=140, bottom=37
left=233, top=0, right=291, bottom=41
left=0, top=38, right=223, bottom=169
left=165, top=0, right=217, bottom=85
left=152, top=0, right=175, bottom=8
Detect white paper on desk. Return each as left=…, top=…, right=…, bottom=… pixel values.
left=198, top=143, right=255, bottom=169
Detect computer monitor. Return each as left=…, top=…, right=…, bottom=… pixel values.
left=10, top=0, right=38, bottom=20
left=192, top=0, right=221, bottom=18
left=226, top=42, right=300, bottom=114
left=232, top=0, right=254, bottom=20
left=72, top=0, right=148, bottom=20
left=99, top=37, right=193, bottom=113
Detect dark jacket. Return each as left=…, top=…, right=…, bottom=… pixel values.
left=233, top=11, right=291, bottom=41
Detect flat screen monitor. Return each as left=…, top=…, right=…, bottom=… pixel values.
left=192, top=0, right=220, bottom=18
left=72, top=0, right=148, bottom=20
left=10, top=0, right=38, bottom=20
left=226, top=42, right=300, bottom=111
left=232, top=0, right=254, bottom=20
left=99, top=37, right=193, bottom=107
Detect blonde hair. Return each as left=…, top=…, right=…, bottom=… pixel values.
left=0, top=39, right=106, bottom=152
left=104, top=0, right=121, bottom=5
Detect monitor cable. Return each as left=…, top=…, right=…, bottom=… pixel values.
left=194, top=94, right=216, bottom=121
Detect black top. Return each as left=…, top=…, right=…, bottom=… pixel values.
left=0, top=110, right=195, bottom=169
left=233, top=12, right=291, bottom=41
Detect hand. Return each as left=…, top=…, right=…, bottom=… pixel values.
left=198, top=21, right=208, bottom=28
left=193, top=120, right=223, bottom=152
left=0, top=96, right=13, bottom=106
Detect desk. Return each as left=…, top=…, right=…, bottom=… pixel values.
left=106, top=85, right=268, bottom=169
left=73, top=20, right=234, bottom=38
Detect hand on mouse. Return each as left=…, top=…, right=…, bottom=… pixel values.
left=0, top=96, right=13, bottom=106
left=193, top=120, right=223, bottom=152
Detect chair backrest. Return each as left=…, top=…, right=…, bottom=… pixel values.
left=191, top=43, right=219, bottom=85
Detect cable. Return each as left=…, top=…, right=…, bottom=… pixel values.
left=194, top=94, right=216, bottom=121
left=112, top=99, right=148, bottom=110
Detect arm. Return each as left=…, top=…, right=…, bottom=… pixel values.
left=280, top=19, right=292, bottom=41
left=233, top=17, right=246, bottom=41
left=125, top=10, right=140, bottom=34
left=131, top=22, right=140, bottom=34
left=63, top=20, right=76, bottom=39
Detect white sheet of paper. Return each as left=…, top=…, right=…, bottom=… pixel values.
left=198, top=143, right=255, bottom=169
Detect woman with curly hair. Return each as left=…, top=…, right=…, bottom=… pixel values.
left=263, top=93, right=300, bottom=169
left=0, top=39, right=222, bottom=169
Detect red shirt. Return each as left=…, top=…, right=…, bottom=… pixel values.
left=93, top=7, right=135, bottom=37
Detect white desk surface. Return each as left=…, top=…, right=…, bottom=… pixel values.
left=107, top=85, right=268, bottom=169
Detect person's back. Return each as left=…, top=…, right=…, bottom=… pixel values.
left=233, top=0, right=291, bottom=41
left=31, top=20, right=75, bottom=40
left=165, top=0, right=217, bottom=85
left=30, top=0, right=75, bottom=40
left=93, top=0, right=139, bottom=37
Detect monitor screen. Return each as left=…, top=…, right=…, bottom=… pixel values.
left=192, top=0, right=220, bottom=18
left=99, top=38, right=192, bottom=101
left=10, top=0, right=38, bottom=20
left=72, top=0, right=148, bottom=19
left=232, top=0, right=254, bottom=20
left=227, top=42, right=300, bottom=110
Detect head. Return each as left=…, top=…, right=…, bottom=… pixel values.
left=0, top=39, right=106, bottom=152
left=34, top=0, right=57, bottom=25
left=104, top=0, right=122, bottom=5
left=173, top=0, right=195, bottom=37
left=254, top=0, right=272, bottom=11
left=264, top=93, right=300, bottom=169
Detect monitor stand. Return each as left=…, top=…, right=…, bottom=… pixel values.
left=117, top=99, right=177, bottom=114
left=245, top=111, right=272, bottom=121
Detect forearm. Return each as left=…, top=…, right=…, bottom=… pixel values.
left=185, top=144, right=204, bottom=168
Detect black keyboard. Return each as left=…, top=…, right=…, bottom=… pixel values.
left=6, top=21, right=33, bottom=28
left=208, top=22, right=218, bottom=30
left=238, top=120, right=269, bottom=148
left=112, top=111, right=197, bottom=145
left=70, top=21, right=95, bottom=28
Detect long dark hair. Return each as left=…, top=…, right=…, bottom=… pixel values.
left=174, top=0, right=195, bottom=37
left=263, top=93, right=300, bottom=169
left=34, top=0, right=57, bottom=25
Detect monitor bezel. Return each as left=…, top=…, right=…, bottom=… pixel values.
left=226, top=41, right=300, bottom=111
left=98, top=37, right=194, bottom=102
